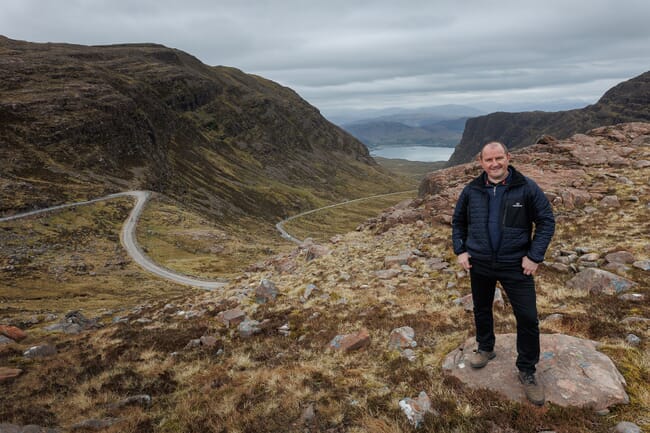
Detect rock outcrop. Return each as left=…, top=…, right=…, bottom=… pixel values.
left=443, top=334, right=629, bottom=410
left=447, top=70, right=650, bottom=165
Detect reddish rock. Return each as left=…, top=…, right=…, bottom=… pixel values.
left=443, top=334, right=628, bottom=410
left=605, top=251, right=635, bottom=264
left=305, top=244, right=331, bottom=261
left=566, top=268, right=636, bottom=295
left=388, top=326, right=416, bottom=350
left=218, top=308, right=246, bottom=327
left=328, top=328, right=370, bottom=352
left=374, top=269, right=400, bottom=279
left=0, top=367, right=23, bottom=382
left=255, top=279, right=279, bottom=304
left=399, top=391, right=435, bottom=427
left=599, top=195, right=620, bottom=208
left=0, top=325, right=27, bottom=342
left=384, top=252, right=414, bottom=268
left=200, top=336, right=219, bottom=347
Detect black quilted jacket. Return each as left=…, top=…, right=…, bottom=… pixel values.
left=452, top=166, right=555, bottom=263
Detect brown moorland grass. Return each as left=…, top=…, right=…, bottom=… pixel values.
left=1, top=143, right=649, bottom=431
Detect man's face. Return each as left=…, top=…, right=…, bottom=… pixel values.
left=479, top=143, right=511, bottom=182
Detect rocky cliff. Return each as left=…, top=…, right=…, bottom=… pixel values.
left=447, top=71, right=650, bottom=165
left=0, top=36, right=404, bottom=219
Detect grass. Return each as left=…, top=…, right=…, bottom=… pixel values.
left=1, top=131, right=649, bottom=432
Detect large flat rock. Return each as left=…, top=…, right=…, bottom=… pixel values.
left=443, top=333, right=628, bottom=410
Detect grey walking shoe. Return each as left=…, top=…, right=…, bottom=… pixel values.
left=518, top=371, right=545, bottom=406
left=469, top=349, right=496, bottom=368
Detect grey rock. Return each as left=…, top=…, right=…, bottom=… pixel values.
left=399, top=391, right=436, bottom=427
left=632, top=260, right=650, bottom=271
left=618, top=293, right=646, bottom=302
left=303, top=283, right=318, bottom=300
left=109, top=394, right=151, bottom=410
left=625, top=334, right=641, bottom=346
left=255, top=279, right=278, bottom=304
left=620, top=316, right=650, bottom=325
left=238, top=319, right=262, bottom=338
left=613, top=421, right=641, bottom=433
left=566, top=268, right=636, bottom=295
left=23, top=344, right=57, bottom=358
left=0, top=335, right=15, bottom=345
left=70, top=418, right=121, bottom=430
left=443, top=334, right=629, bottom=410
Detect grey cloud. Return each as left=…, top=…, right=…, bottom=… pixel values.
left=1, top=0, right=649, bottom=114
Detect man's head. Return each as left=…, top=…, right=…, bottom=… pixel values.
left=478, top=141, right=511, bottom=183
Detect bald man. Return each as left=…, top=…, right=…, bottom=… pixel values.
left=451, top=141, right=555, bottom=405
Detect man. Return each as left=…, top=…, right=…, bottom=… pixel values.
left=451, top=141, right=555, bottom=406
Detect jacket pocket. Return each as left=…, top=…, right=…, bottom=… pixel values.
left=503, top=198, right=530, bottom=229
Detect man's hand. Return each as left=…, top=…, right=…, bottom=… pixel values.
left=522, top=256, right=539, bottom=276
left=457, top=252, right=472, bottom=270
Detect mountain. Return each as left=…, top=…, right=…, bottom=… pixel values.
left=447, top=71, right=650, bottom=165
left=341, top=120, right=462, bottom=147
left=0, top=36, right=406, bottom=220
left=325, top=104, right=483, bottom=125
left=339, top=105, right=482, bottom=148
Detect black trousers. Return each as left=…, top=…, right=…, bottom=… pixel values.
left=469, top=258, right=539, bottom=374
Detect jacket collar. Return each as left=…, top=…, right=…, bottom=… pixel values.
left=469, top=165, right=526, bottom=189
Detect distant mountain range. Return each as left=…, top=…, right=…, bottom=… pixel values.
left=448, top=71, right=650, bottom=165
left=337, top=105, right=484, bottom=148
left=0, top=36, right=406, bottom=220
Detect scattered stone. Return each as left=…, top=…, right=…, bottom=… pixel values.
left=45, top=311, right=100, bottom=334
left=625, top=334, right=641, bottom=346
left=302, top=283, right=318, bottom=301
left=70, top=418, right=122, bottom=431
left=278, top=323, right=290, bottom=337
left=401, top=349, right=417, bottom=362
left=399, top=391, right=436, bottom=428
left=109, top=394, right=152, bottom=410
left=541, top=313, right=564, bottom=326
left=299, top=403, right=316, bottom=426
left=613, top=421, right=641, bottom=433
left=238, top=319, right=262, bottom=338
left=255, top=279, right=279, bottom=304
left=566, top=268, right=636, bottom=295
left=200, top=336, right=219, bottom=347
left=620, top=316, right=650, bottom=325
left=605, top=251, right=635, bottom=264
left=0, top=367, right=22, bottom=382
left=328, top=328, right=370, bottom=352
left=0, top=325, right=27, bottom=342
left=388, top=326, right=417, bottom=350
left=443, top=334, right=629, bottom=410
left=374, top=269, right=400, bottom=280
left=455, top=288, right=504, bottom=311
left=0, top=335, right=16, bottom=345
left=632, top=260, right=650, bottom=271
left=549, top=263, right=571, bottom=273
left=23, top=344, right=57, bottom=359
left=493, top=287, right=505, bottom=308
left=217, top=309, right=246, bottom=327
left=384, top=252, right=414, bottom=268
left=425, top=257, right=449, bottom=271
left=304, top=242, right=331, bottom=261
left=578, top=253, right=600, bottom=262
left=618, top=293, right=646, bottom=302
left=599, top=195, right=621, bottom=208
left=575, top=246, right=593, bottom=254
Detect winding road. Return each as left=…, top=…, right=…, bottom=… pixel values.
left=0, top=191, right=226, bottom=290
left=1, top=188, right=416, bottom=289
left=275, top=189, right=416, bottom=244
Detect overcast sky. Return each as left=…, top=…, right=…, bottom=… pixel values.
left=2, top=0, right=650, bottom=119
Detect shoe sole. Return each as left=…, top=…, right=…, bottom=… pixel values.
left=469, top=351, right=496, bottom=369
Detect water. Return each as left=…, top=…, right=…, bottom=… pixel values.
left=370, top=145, right=454, bottom=162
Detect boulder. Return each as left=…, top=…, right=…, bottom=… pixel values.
left=566, top=268, right=636, bottom=295
left=0, top=367, right=23, bottom=382
left=217, top=309, right=246, bottom=327
left=0, top=325, right=27, bottom=342
left=388, top=326, right=417, bottom=350
left=328, top=328, right=370, bottom=352
left=255, top=279, right=279, bottom=304
left=613, top=421, right=641, bottom=433
left=599, top=195, right=621, bottom=208
left=605, top=251, right=635, bottom=264
left=399, top=391, right=436, bottom=428
left=23, top=344, right=57, bottom=359
left=442, top=334, right=629, bottom=410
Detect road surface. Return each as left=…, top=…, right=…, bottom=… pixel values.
left=1, top=191, right=227, bottom=290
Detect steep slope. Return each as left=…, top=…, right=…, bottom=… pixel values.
left=0, top=36, right=405, bottom=220
left=448, top=71, right=650, bottom=165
